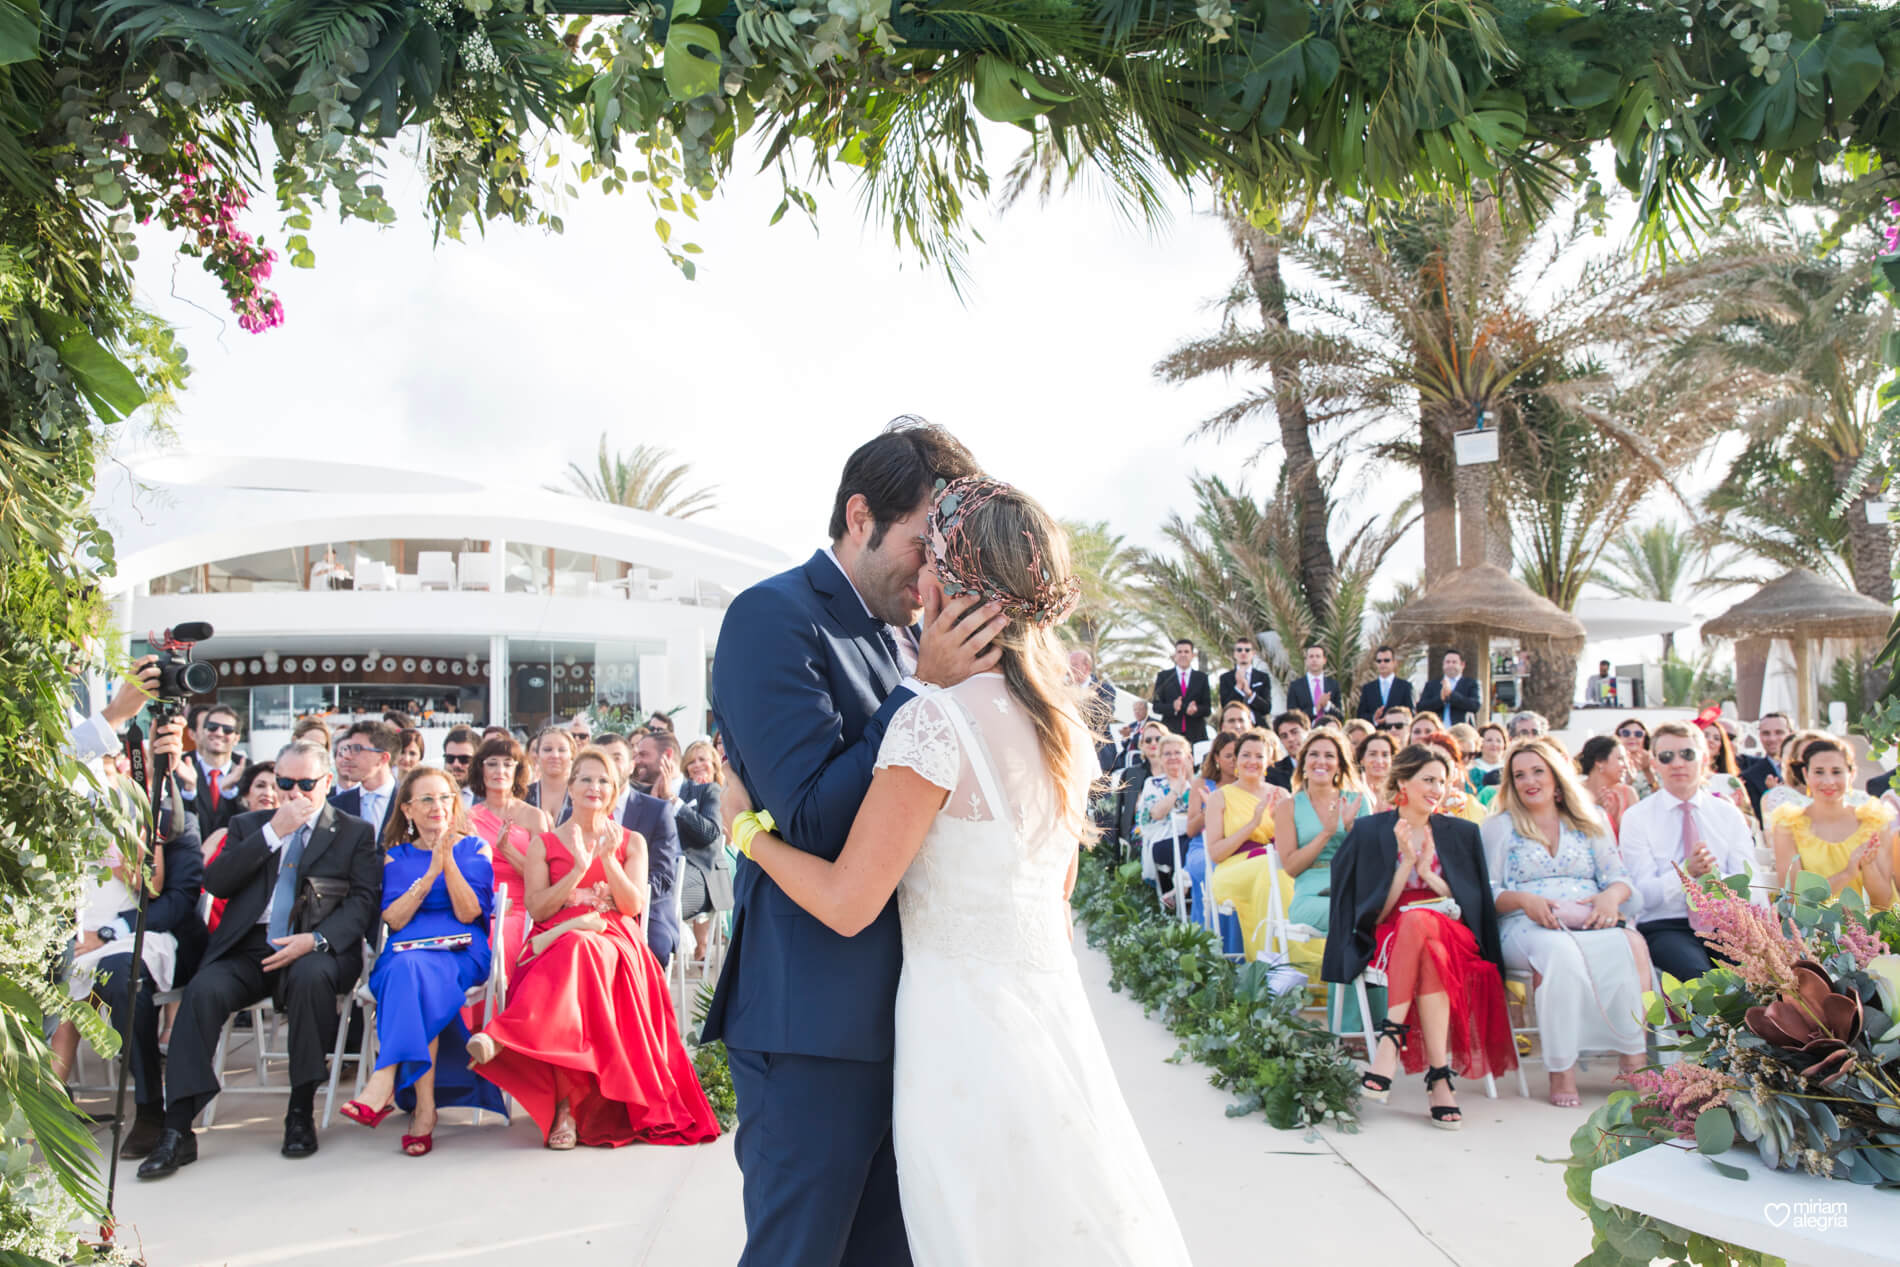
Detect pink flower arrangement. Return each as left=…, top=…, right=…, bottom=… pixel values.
left=1885, top=198, right=1900, bottom=255
left=148, top=144, right=283, bottom=333
left=1682, top=871, right=1803, bottom=994
left=1625, top=1062, right=1740, bottom=1141
left=1838, top=911, right=1884, bottom=969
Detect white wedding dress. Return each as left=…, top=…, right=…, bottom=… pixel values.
left=874, top=674, right=1192, bottom=1266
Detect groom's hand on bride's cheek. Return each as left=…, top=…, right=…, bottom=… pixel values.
left=916, top=595, right=1006, bottom=688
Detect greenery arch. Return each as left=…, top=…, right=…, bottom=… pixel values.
left=6, top=0, right=1900, bottom=1259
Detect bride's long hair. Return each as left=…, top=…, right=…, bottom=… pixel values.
left=945, top=485, right=1103, bottom=843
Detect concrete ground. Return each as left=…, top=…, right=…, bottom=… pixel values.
left=92, top=942, right=1611, bottom=1267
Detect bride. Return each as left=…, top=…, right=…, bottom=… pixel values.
left=727, top=475, right=1192, bottom=1265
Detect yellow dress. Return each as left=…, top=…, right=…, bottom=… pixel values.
left=1210, top=783, right=1293, bottom=960
left=1771, top=801, right=1892, bottom=908
left=1441, top=786, right=1488, bottom=825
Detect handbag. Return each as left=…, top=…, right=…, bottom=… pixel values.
left=1547, top=898, right=1623, bottom=930
left=291, top=875, right=350, bottom=935
left=1399, top=895, right=1462, bottom=921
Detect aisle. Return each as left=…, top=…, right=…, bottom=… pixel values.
left=97, top=939, right=1598, bottom=1265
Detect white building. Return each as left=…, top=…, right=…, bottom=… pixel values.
left=98, top=453, right=790, bottom=758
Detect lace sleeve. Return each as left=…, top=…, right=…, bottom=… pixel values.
left=875, top=694, right=961, bottom=792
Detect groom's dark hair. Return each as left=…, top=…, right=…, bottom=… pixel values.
left=829, top=415, right=981, bottom=548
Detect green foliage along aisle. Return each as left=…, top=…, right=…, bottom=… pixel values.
left=1070, top=845, right=1360, bottom=1131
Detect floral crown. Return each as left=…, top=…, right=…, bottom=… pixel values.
left=926, top=475, right=1080, bottom=628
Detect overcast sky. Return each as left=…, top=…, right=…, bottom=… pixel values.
left=115, top=133, right=1746, bottom=674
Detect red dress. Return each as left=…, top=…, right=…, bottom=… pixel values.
left=475, top=831, right=719, bottom=1147
left=1370, top=862, right=1516, bottom=1081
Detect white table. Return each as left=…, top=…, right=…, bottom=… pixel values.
left=1592, top=1141, right=1894, bottom=1267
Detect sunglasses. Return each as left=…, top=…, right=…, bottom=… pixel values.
left=202, top=721, right=238, bottom=735
left=1381, top=722, right=1408, bottom=732
left=1616, top=728, right=1646, bottom=739
left=275, top=775, right=323, bottom=791
left=443, top=754, right=472, bottom=766
left=1655, top=748, right=1699, bottom=766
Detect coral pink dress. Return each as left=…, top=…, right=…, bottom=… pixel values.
left=469, top=802, right=532, bottom=988
left=474, top=831, right=718, bottom=1147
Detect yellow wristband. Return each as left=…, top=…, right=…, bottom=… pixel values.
left=733, top=809, right=776, bottom=860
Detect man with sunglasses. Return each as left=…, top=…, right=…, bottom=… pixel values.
left=440, top=725, right=480, bottom=807
left=1217, top=636, right=1273, bottom=728
left=1354, top=645, right=1414, bottom=722
left=140, top=740, right=382, bottom=1178
left=1618, top=721, right=1758, bottom=982
left=1376, top=706, right=1413, bottom=737
left=172, top=704, right=248, bottom=838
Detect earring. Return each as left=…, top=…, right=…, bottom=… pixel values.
left=1398, top=787, right=1409, bottom=807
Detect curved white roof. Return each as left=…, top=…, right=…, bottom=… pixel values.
left=99, top=451, right=793, bottom=592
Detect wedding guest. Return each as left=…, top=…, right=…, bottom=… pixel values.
left=1409, top=713, right=1446, bottom=746
left=1355, top=644, right=1414, bottom=722
left=1217, top=635, right=1273, bottom=727
left=342, top=768, right=503, bottom=1154
left=1619, top=722, right=1758, bottom=981
left=1115, top=720, right=1167, bottom=851
left=1354, top=731, right=1398, bottom=814
left=1377, top=706, right=1413, bottom=738
left=1449, top=723, right=1486, bottom=794
left=627, top=730, right=691, bottom=965
left=1219, top=700, right=1255, bottom=738
left=331, top=720, right=401, bottom=836
left=467, top=733, right=550, bottom=978
left=1204, top=731, right=1290, bottom=960
left=525, top=726, right=576, bottom=823
left=1152, top=639, right=1212, bottom=745
left=1507, top=711, right=1549, bottom=742
left=1269, top=711, right=1307, bottom=790
left=1768, top=737, right=1896, bottom=909
left=177, top=704, right=247, bottom=838
left=1325, top=744, right=1514, bottom=1129
left=1184, top=732, right=1241, bottom=931
left=1420, top=733, right=1487, bottom=825
left=1741, top=711, right=1795, bottom=819
left=1694, top=710, right=1755, bottom=818
left=1286, top=643, right=1343, bottom=723
left=1483, top=740, right=1648, bottom=1107
left=441, top=725, right=479, bottom=806
left=200, top=761, right=280, bottom=934
left=1274, top=730, right=1364, bottom=996
left=1070, top=649, right=1119, bottom=770
left=679, top=738, right=734, bottom=963
left=139, top=741, right=382, bottom=1178
left=565, top=712, right=595, bottom=747
left=1578, top=737, right=1638, bottom=839
left=1139, top=735, right=1197, bottom=906
left=394, top=728, right=426, bottom=782
left=1615, top=717, right=1658, bottom=798
left=1418, top=650, right=1482, bottom=726
left=1343, top=718, right=1375, bottom=752
left=468, top=747, right=718, bottom=1149
left=292, top=717, right=332, bottom=750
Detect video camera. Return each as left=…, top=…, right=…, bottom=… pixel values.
left=147, top=621, right=218, bottom=722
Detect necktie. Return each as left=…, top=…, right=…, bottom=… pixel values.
left=1443, top=680, right=1454, bottom=723
left=1179, top=669, right=1188, bottom=694
left=1679, top=802, right=1697, bottom=865
left=267, top=824, right=311, bottom=943
left=876, top=625, right=902, bottom=672
left=207, top=767, right=222, bottom=811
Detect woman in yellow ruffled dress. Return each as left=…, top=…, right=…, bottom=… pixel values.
left=1768, top=737, right=1896, bottom=910
left=1204, top=730, right=1291, bottom=960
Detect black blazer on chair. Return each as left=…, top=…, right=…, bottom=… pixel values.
left=1321, top=811, right=1503, bottom=988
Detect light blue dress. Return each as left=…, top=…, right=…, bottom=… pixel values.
left=1286, top=790, right=1364, bottom=1031
left=1483, top=819, right=1648, bottom=1070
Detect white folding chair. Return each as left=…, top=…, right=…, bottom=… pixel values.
left=669, top=882, right=690, bottom=1037
left=417, top=551, right=455, bottom=590
left=1330, top=968, right=1500, bottom=1100
left=1502, top=967, right=1536, bottom=1097
left=206, top=950, right=370, bottom=1127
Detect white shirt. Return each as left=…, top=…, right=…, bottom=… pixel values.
left=1231, top=665, right=1257, bottom=699
left=1619, top=787, right=1758, bottom=923
left=822, top=545, right=926, bottom=693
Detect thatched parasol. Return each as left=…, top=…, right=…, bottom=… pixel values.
left=1389, top=565, right=1587, bottom=723
left=1700, top=568, right=1895, bottom=726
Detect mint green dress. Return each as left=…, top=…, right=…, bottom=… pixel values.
left=1287, top=789, right=1369, bottom=1032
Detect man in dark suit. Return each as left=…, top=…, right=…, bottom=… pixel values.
left=1418, top=649, right=1482, bottom=726
left=328, top=719, right=401, bottom=837
left=1285, top=643, right=1343, bottom=723
left=1217, top=635, right=1273, bottom=727
left=1740, top=711, right=1794, bottom=820
left=106, top=719, right=210, bottom=1158
left=705, top=420, right=992, bottom=1267
left=1152, top=639, right=1212, bottom=745
left=175, top=703, right=247, bottom=839
left=140, top=740, right=382, bottom=1178
left=1355, top=645, right=1415, bottom=722
left=628, top=730, right=690, bottom=966
left=1268, top=712, right=1308, bottom=790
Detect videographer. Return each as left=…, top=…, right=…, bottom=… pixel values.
left=68, top=655, right=162, bottom=764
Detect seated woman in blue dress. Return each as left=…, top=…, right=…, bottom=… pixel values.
left=341, top=766, right=502, bottom=1155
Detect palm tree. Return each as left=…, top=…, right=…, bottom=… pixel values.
left=1591, top=520, right=1709, bottom=661
left=1671, top=211, right=1896, bottom=602
left=1132, top=472, right=1417, bottom=699
left=548, top=437, right=718, bottom=519
left=1061, top=519, right=1153, bottom=687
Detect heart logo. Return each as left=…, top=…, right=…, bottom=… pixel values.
left=1763, top=1202, right=1792, bottom=1228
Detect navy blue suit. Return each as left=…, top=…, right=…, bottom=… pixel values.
left=704, top=550, right=915, bottom=1267
left=618, top=789, right=683, bottom=965
left=328, top=782, right=397, bottom=837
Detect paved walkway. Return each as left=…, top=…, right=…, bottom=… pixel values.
left=95, top=943, right=1608, bottom=1266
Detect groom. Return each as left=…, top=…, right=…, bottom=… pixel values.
left=705, top=418, right=1004, bottom=1267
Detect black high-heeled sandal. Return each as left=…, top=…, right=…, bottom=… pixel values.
left=1424, top=1064, right=1462, bottom=1131
left=1359, top=1018, right=1410, bottom=1102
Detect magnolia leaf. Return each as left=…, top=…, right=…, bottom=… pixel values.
left=663, top=22, right=722, bottom=102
